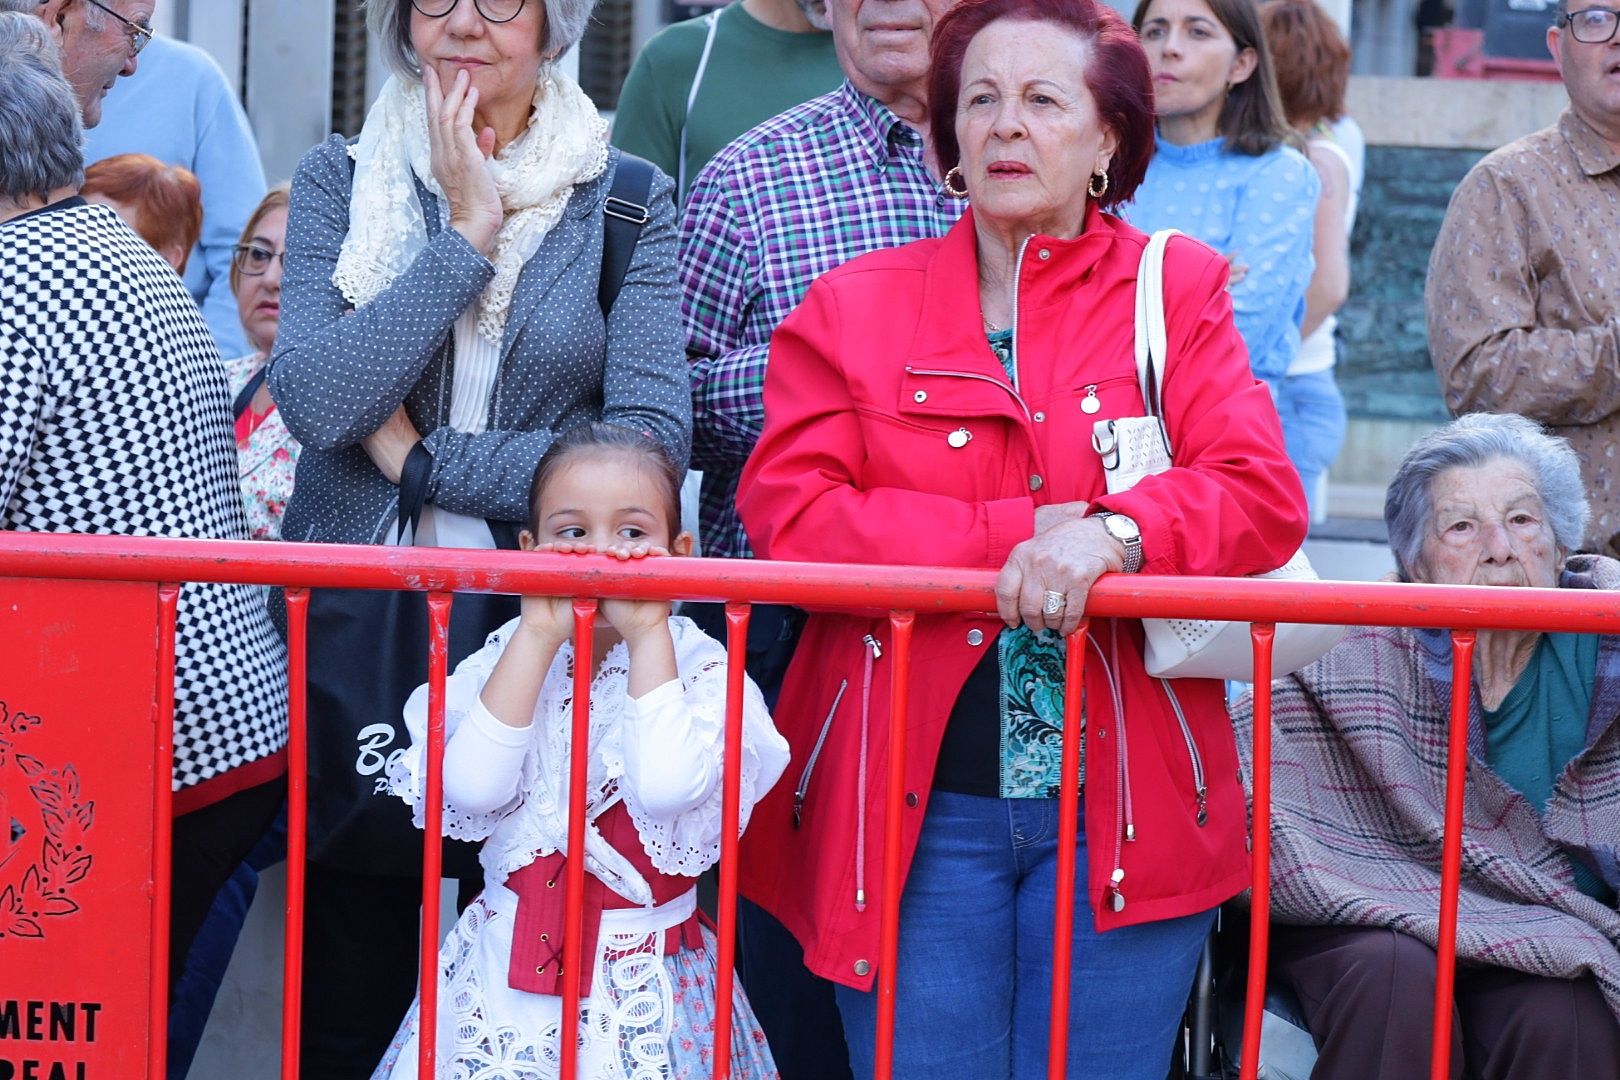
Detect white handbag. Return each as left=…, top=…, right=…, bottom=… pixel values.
left=1091, top=230, right=1345, bottom=681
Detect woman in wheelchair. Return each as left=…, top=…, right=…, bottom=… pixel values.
left=1234, top=413, right=1620, bottom=1080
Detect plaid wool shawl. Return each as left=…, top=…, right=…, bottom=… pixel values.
left=1233, top=554, right=1620, bottom=1019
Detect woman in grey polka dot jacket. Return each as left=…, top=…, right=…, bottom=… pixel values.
left=264, top=2, right=691, bottom=1071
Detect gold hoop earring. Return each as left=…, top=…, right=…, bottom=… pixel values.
left=944, top=166, right=969, bottom=199
left=1088, top=170, right=1109, bottom=199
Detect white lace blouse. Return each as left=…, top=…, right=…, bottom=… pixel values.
left=387, top=615, right=790, bottom=904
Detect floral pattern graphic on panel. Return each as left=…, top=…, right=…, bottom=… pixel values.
left=0, top=702, right=93, bottom=939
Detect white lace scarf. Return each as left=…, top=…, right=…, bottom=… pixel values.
left=334, top=71, right=609, bottom=345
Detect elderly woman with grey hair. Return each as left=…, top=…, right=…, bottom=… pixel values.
left=267, top=0, right=690, bottom=1074
left=1233, top=412, right=1620, bottom=1080
left=0, top=9, right=288, bottom=992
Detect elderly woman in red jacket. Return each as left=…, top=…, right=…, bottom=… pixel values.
left=735, top=0, right=1307, bottom=1076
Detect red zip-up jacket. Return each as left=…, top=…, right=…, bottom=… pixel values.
left=735, top=206, right=1307, bottom=992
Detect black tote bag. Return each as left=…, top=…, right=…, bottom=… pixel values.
left=304, top=444, right=518, bottom=877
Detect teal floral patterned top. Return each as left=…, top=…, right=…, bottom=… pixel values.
left=987, top=329, right=1077, bottom=799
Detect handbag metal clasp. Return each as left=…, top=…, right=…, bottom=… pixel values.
left=1092, top=419, right=1120, bottom=470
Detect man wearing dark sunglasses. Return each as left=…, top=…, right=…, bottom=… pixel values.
left=0, top=0, right=154, bottom=126
left=1428, top=0, right=1620, bottom=556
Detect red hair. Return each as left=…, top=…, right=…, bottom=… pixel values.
left=927, top=0, right=1156, bottom=211
left=1261, top=0, right=1349, bottom=129
left=81, top=154, right=203, bottom=272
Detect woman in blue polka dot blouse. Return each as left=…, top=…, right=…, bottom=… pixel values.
left=1125, top=0, right=1319, bottom=397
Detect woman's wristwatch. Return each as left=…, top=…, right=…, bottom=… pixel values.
left=1095, top=512, right=1143, bottom=574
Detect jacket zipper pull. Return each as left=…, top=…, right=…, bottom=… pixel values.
left=1109, top=867, right=1126, bottom=912
left=1081, top=384, right=1101, bottom=414
left=1195, top=787, right=1208, bottom=827
left=864, top=634, right=882, bottom=659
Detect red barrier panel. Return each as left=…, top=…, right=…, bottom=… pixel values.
left=5, top=534, right=1618, bottom=1080
left=0, top=578, right=168, bottom=1080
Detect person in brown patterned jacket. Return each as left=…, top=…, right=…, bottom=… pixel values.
left=1426, top=2, right=1620, bottom=556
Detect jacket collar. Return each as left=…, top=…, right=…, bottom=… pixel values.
left=908, top=201, right=1123, bottom=372
left=1560, top=108, right=1620, bottom=178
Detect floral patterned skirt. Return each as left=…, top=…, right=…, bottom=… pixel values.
left=372, top=886, right=779, bottom=1080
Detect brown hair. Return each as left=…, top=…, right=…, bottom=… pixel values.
left=1261, top=0, right=1349, bottom=129
left=1131, top=0, right=1294, bottom=156
left=527, top=422, right=684, bottom=538
left=81, top=153, right=203, bottom=271
left=229, top=182, right=292, bottom=294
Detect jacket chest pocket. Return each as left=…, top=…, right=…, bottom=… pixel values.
left=1025, top=374, right=1143, bottom=496
left=855, top=370, right=1027, bottom=496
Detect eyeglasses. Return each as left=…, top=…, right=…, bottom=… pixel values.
left=1563, top=6, right=1620, bottom=43
left=84, top=0, right=154, bottom=56
left=233, top=244, right=287, bottom=277
left=410, top=0, right=527, bottom=23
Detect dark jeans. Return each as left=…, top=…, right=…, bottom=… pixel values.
left=298, top=860, right=480, bottom=1080
left=833, top=792, right=1213, bottom=1080
left=1271, top=923, right=1620, bottom=1079
left=168, top=807, right=287, bottom=1079
left=169, top=777, right=286, bottom=992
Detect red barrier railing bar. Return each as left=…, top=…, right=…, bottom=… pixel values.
left=148, top=583, right=178, bottom=1080
left=559, top=599, right=598, bottom=1080
left=282, top=587, right=310, bottom=1079
left=5, top=534, right=1618, bottom=636
left=712, top=602, right=751, bottom=1080
left=1240, top=623, right=1277, bottom=1080
left=873, top=610, right=915, bottom=1080
left=419, top=593, right=452, bottom=1076
left=1431, top=629, right=1476, bottom=1080
left=1046, top=619, right=1090, bottom=1076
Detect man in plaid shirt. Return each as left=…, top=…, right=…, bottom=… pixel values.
left=676, top=0, right=961, bottom=1075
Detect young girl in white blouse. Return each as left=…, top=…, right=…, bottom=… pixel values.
left=374, top=423, right=789, bottom=1080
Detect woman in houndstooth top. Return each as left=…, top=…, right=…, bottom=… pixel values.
left=0, top=13, right=287, bottom=991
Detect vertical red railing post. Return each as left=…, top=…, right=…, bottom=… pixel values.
left=1431, top=629, right=1476, bottom=1080
left=418, top=592, right=453, bottom=1077
left=282, top=587, right=311, bottom=1079
left=1240, top=623, right=1276, bottom=1080
left=149, top=583, right=179, bottom=1080
left=713, top=602, right=752, bottom=1080
left=559, top=598, right=598, bottom=1080
left=1046, top=619, right=1091, bottom=1078
left=873, top=611, right=915, bottom=1080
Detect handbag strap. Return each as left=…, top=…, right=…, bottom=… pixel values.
left=392, top=442, right=520, bottom=550
left=231, top=364, right=270, bottom=420
left=1133, top=229, right=1180, bottom=452
left=599, top=153, right=656, bottom=315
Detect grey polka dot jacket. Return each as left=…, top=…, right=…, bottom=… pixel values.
left=269, top=134, right=692, bottom=544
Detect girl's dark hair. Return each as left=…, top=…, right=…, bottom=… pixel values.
left=1131, top=0, right=1293, bottom=156
left=927, top=0, right=1157, bottom=212
left=527, top=423, right=683, bottom=537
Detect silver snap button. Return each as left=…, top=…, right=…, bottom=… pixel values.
left=854, top=959, right=871, bottom=976
left=1029, top=474, right=1044, bottom=491
left=967, top=628, right=984, bottom=646
left=1033, top=411, right=1045, bottom=422
left=1037, top=248, right=1051, bottom=260
left=913, top=390, right=927, bottom=403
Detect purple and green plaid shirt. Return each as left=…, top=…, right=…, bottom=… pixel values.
left=679, top=79, right=965, bottom=559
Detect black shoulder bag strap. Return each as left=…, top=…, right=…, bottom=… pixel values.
left=598, top=153, right=656, bottom=316
left=232, top=365, right=270, bottom=421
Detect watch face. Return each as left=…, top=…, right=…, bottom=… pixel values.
left=1106, top=514, right=1139, bottom=541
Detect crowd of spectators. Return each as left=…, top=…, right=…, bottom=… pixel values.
left=1, top=0, right=1617, bottom=1078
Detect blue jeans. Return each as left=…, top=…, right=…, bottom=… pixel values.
left=834, top=792, right=1214, bottom=1080
left=1276, top=369, right=1347, bottom=519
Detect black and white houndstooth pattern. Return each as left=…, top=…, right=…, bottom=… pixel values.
left=1, top=202, right=287, bottom=793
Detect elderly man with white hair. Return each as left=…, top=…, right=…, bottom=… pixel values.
left=0, top=0, right=155, bottom=126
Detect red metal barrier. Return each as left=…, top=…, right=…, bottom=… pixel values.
left=6, top=532, right=1620, bottom=1080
